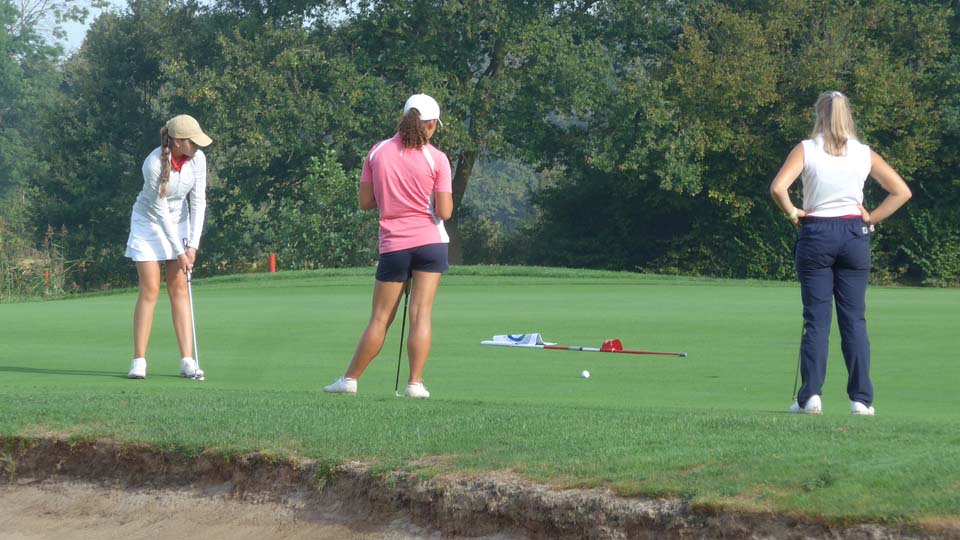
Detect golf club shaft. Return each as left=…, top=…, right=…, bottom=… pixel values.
left=182, top=238, right=200, bottom=370
left=186, top=270, right=200, bottom=368
left=542, top=345, right=685, bottom=356
left=394, top=279, right=411, bottom=394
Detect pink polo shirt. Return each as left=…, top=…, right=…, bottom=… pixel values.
left=360, top=134, right=453, bottom=254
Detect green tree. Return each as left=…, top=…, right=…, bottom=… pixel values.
left=2, top=0, right=104, bottom=296
left=161, top=13, right=393, bottom=270
left=275, top=151, right=378, bottom=269
left=330, top=0, right=610, bottom=262
left=668, top=0, right=953, bottom=282
left=33, top=0, right=214, bottom=287
left=533, top=0, right=957, bottom=283
left=522, top=0, right=711, bottom=272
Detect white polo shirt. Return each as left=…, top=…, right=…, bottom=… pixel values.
left=801, top=136, right=872, bottom=217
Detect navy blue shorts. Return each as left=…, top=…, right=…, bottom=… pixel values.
left=376, top=243, right=449, bottom=282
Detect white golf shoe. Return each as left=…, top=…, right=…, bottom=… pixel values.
left=789, top=394, right=822, bottom=414
left=179, top=357, right=198, bottom=378
left=405, top=382, right=430, bottom=399
left=850, top=401, right=876, bottom=416
left=324, top=376, right=357, bottom=394
left=128, top=357, right=147, bottom=379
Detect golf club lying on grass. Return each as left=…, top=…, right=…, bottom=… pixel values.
left=481, top=333, right=686, bottom=357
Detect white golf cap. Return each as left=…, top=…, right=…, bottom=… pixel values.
left=166, top=114, right=212, bottom=147
left=403, top=94, right=443, bottom=127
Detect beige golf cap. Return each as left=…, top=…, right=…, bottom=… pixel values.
left=403, top=94, right=443, bottom=127
left=166, top=115, right=213, bottom=147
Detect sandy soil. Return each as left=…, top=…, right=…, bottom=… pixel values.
left=0, top=481, right=522, bottom=540
left=3, top=438, right=955, bottom=540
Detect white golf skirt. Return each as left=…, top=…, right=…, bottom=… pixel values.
left=125, top=214, right=189, bottom=262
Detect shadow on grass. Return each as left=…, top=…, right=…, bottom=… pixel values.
left=0, top=366, right=162, bottom=379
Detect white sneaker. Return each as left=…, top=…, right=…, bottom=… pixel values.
left=179, top=357, right=198, bottom=378
left=324, top=376, right=357, bottom=394
left=789, top=394, right=822, bottom=414
left=850, top=401, right=876, bottom=416
left=128, top=358, right=146, bottom=379
left=405, top=382, right=430, bottom=399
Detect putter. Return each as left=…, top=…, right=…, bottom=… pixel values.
left=183, top=239, right=204, bottom=381
left=394, top=279, right=411, bottom=397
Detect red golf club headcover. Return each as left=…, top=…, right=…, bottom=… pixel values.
left=601, top=339, right=624, bottom=352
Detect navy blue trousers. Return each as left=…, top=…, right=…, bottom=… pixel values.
left=795, top=217, right=873, bottom=407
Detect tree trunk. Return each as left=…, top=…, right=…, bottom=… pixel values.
left=447, top=36, right=502, bottom=264
left=447, top=149, right=478, bottom=264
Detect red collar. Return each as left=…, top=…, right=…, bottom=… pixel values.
left=170, top=153, right=191, bottom=172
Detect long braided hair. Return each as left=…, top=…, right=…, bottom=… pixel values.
left=158, top=126, right=172, bottom=198
left=397, top=108, right=429, bottom=149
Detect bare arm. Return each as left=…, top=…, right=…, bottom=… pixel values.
left=864, top=151, right=911, bottom=224
left=434, top=191, right=453, bottom=221
left=359, top=182, right=377, bottom=211
left=769, top=144, right=807, bottom=226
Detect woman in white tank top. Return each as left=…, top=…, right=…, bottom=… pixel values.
left=769, top=92, right=911, bottom=416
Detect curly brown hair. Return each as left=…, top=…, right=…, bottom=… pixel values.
left=397, top=108, right=429, bottom=149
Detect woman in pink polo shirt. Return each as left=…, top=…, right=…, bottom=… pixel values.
left=325, top=94, right=453, bottom=398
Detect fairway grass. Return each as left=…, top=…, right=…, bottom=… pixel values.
left=1, top=267, right=958, bottom=524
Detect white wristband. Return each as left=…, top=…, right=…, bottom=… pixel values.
left=787, top=208, right=798, bottom=220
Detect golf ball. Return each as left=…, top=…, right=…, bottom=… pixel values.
left=581, top=370, right=590, bottom=379
left=194, top=369, right=205, bottom=379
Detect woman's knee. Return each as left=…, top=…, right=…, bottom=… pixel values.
left=167, top=282, right=187, bottom=301
left=138, top=281, right=161, bottom=302
left=370, top=301, right=400, bottom=328
left=408, top=304, right=433, bottom=328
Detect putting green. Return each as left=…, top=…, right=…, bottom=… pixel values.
left=1, top=267, right=958, bottom=521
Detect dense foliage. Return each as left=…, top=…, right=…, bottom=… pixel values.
left=2, top=0, right=958, bottom=294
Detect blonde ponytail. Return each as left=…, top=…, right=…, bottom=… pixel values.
left=811, top=91, right=857, bottom=156
left=159, top=126, right=172, bottom=198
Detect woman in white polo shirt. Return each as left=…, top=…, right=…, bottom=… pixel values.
left=125, top=115, right=212, bottom=380
left=770, top=92, right=911, bottom=415
left=324, top=94, right=453, bottom=398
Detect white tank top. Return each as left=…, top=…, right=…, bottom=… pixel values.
left=800, top=136, right=872, bottom=217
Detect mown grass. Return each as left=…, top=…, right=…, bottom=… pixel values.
left=1, top=266, right=958, bottom=523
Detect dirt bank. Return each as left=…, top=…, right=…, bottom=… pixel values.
left=0, top=481, right=518, bottom=540
left=1, top=437, right=954, bottom=540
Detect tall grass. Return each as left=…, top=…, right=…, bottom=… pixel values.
left=0, top=225, right=77, bottom=302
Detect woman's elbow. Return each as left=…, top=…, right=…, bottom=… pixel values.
left=358, top=194, right=377, bottom=210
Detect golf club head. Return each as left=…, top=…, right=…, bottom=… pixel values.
left=193, top=368, right=205, bottom=381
